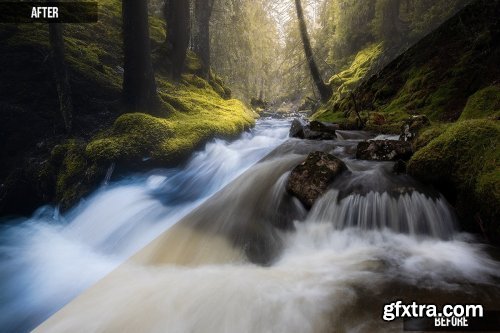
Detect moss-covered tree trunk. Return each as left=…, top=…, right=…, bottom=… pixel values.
left=122, top=0, right=160, bottom=114
left=194, top=0, right=215, bottom=79
left=294, top=0, right=332, bottom=103
left=164, top=0, right=190, bottom=79
left=49, top=22, right=73, bottom=133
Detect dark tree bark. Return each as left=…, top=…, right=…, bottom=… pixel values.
left=377, top=0, right=403, bottom=44
left=294, top=0, right=332, bottom=103
left=194, top=0, right=215, bottom=78
left=49, top=22, right=73, bottom=133
left=122, top=0, right=159, bottom=114
left=164, top=0, right=190, bottom=79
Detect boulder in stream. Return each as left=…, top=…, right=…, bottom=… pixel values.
left=356, top=140, right=413, bottom=161
left=289, top=118, right=307, bottom=138
left=289, top=119, right=337, bottom=140
left=286, top=151, right=347, bottom=208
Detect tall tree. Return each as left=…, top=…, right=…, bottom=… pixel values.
left=374, top=0, right=404, bottom=44
left=194, top=0, right=215, bottom=78
left=294, top=0, right=332, bottom=102
left=49, top=21, right=73, bottom=133
left=164, top=0, right=190, bottom=79
left=122, top=0, right=159, bottom=113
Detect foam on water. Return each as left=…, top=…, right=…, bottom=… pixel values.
left=34, top=225, right=500, bottom=333
left=0, top=118, right=291, bottom=332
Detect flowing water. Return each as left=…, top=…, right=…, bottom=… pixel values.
left=1, top=118, right=499, bottom=333
left=0, top=118, right=291, bottom=332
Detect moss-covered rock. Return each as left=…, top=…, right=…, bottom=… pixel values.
left=87, top=81, right=255, bottom=169
left=412, top=122, right=451, bottom=151
left=460, top=85, right=500, bottom=120
left=86, top=114, right=174, bottom=164
left=408, top=119, right=499, bottom=241
left=48, top=140, right=107, bottom=210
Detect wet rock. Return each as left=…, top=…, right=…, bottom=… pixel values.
left=393, top=159, right=407, bottom=174
left=400, top=115, right=431, bottom=142
left=286, top=151, right=347, bottom=208
left=309, top=121, right=339, bottom=134
left=356, top=140, right=413, bottom=161
left=289, top=119, right=337, bottom=140
left=289, top=118, right=306, bottom=138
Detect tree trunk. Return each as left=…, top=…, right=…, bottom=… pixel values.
left=49, top=22, right=73, bottom=133
left=164, top=0, right=190, bottom=79
left=294, top=0, right=332, bottom=103
left=377, top=0, right=403, bottom=44
left=122, top=0, right=159, bottom=114
left=194, top=0, right=215, bottom=78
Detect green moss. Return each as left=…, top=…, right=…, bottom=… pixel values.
left=87, top=113, right=174, bottom=163
left=49, top=140, right=93, bottom=208
left=311, top=109, right=346, bottom=123
left=328, top=43, right=384, bottom=99
left=185, top=50, right=203, bottom=74
left=87, top=81, right=256, bottom=166
left=378, top=66, right=435, bottom=116
left=314, top=43, right=384, bottom=124
left=412, top=122, right=450, bottom=151
left=460, top=85, right=500, bottom=120
left=408, top=119, right=499, bottom=233
left=476, top=169, right=500, bottom=222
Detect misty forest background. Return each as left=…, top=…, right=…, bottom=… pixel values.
left=0, top=0, right=498, bottom=242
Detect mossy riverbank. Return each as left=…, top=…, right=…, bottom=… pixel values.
left=0, top=0, right=256, bottom=215
left=311, top=0, right=500, bottom=242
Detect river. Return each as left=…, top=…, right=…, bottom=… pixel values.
left=1, top=118, right=499, bottom=333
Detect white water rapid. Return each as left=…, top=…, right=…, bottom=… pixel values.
left=0, top=118, right=291, bottom=332
left=1, top=118, right=499, bottom=333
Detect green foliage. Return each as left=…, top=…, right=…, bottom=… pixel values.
left=372, top=64, right=464, bottom=121
left=460, top=85, right=500, bottom=120
left=408, top=119, right=499, bottom=230
left=412, top=122, right=450, bottom=151
left=210, top=0, right=281, bottom=101
left=328, top=43, right=384, bottom=101
left=87, top=82, right=255, bottom=166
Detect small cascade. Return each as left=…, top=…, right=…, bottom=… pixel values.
left=307, top=190, right=456, bottom=238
